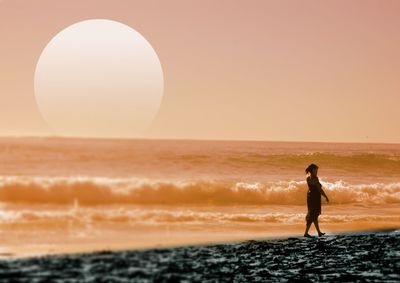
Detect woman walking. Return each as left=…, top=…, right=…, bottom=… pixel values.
left=304, top=163, right=329, bottom=237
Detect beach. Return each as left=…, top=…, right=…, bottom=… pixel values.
left=2, top=0, right=400, bottom=280
left=0, top=229, right=398, bottom=282
left=0, top=137, right=399, bottom=258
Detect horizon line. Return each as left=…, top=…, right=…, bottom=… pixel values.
left=0, top=134, right=399, bottom=146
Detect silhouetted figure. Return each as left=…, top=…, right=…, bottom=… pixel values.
left=304, top=163, right=329, bottom=237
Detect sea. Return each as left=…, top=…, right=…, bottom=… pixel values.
left=0, top=137, right=399, bottom=257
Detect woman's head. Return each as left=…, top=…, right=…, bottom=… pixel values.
left=305, top=163, right=319, bottom=176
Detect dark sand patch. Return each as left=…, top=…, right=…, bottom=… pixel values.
left=0, top=230, right=399, bottom=282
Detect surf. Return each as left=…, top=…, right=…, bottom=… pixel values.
left=0, top=176, right=399, bottom=206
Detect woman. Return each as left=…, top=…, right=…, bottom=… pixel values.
left=304, top=163, right=329, bottom=237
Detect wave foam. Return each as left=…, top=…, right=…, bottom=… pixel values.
left=1, top=207, right=399, bottom=226
left=0, top=176, right=399, bottom=206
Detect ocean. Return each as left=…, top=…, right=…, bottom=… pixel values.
left=0, top=137, right=399, bottom=257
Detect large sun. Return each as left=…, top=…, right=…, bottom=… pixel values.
left=34, top=19, right=164, bottom=138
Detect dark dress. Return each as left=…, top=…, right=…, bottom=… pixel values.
left=306, top=176, right=322, bottom=223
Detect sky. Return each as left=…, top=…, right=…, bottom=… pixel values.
left=0, top=0, right=399, bottom=143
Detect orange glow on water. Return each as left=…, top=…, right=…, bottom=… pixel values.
left=0, top=137, right=398, bottom=258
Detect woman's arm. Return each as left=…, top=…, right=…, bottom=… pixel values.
left=318, top=186, right=329, bottom=202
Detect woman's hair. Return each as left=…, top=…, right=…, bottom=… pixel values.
left=305, top=163, right=319, bottom=174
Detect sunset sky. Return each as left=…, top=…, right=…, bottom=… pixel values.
left=1, top=0, right=399, bottom=143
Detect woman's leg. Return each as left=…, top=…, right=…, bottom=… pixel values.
left=313, top=215, right=325, bottom=236
left=304, top=213, right=312, bottom=236
left=305, top=222, right=312, bottom=234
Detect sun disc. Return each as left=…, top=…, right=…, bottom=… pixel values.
left=34, top=19, right=164, bottom=137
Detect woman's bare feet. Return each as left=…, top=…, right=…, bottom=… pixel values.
left=304, top=233, right=313, bottom=238
left=318, top=232, right=325, bottom=237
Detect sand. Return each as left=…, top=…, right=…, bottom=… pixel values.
left=0, top=229, right=398, bottom=282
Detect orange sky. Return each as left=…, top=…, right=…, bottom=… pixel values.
left=1, top=0, right=399, bottom=143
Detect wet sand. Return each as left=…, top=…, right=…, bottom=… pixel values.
left=0, top=229, right=398, bottom=282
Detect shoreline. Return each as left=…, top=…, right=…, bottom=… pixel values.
left=0, top=228, right=398, bottom=282
left=1, top=227, right=398, bottom=260
left=0, top=202, right=398, bottom=260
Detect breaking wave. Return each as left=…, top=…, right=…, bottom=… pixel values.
left=0, top=176, right=399, bottom=206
